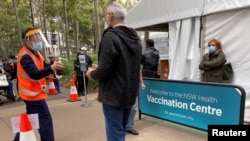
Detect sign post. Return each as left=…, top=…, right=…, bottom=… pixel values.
left=78, top=54, right=92, bottom=107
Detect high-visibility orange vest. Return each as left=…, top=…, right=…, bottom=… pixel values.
left=17, top=46, right=47, bottom=101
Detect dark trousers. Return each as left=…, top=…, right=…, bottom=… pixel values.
left=2, top=80, right=15, bottom=100
left=7, top=80, right=13, bottom=95
left=142, top=69, right=158, bottom=78
left=13, top=100, right=54, bottom=141
left=76, top=75, right=88, bottom=95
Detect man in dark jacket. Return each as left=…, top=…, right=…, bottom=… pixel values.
left=74, top=47, right=93, bottom=96
left=141, top=39, right=160, bottom=78
left=86, top=1, right=142, bottom=141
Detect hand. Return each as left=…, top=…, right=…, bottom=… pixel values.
left=7, top=76, right=11, bottom=80
left=92, top=64, right=98, bottom=69
left=51, top=60, right=63, bottom=72
left=140, top=83, right=146, bottom=90
left=86, top=67, right=93, bottom=80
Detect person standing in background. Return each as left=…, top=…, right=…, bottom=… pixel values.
left=86, top=1, right=142, bottom=141
left=74, top=47, right=93, bottom=96
left=13, top=27, right=63, bottom=141
left=8, top=55, right=17, bottom=81
left=0, top=67, right=5, bottom=105
left=141, top=39, right=160, bottom=78
left=199, top=39, right=226, bottom=83
left=8, top=55, right=20, bottom=101
left=126, top=71, right=145, bottom=135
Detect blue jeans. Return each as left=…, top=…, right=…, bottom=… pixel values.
left=102, top=104, right=131, bottom=141
left=7, top=80, right=14, bottom=96
left=13, top=100, right=54, bottom=141
left=53, top=79, right=60, bottom=92
left=126, top=100, right=137, bottom=130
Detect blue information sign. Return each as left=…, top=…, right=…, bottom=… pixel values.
left=139, top=79, right=245, bottom=131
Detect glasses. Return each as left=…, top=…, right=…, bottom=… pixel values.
left=101, top=12, right=113, bottom=22
left=101, top=13, right=110, bottom=22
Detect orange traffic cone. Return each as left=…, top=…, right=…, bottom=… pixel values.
left=48, top=75, right=57, bottom=95
left=19, top=113, right=37, bottom=141
left=68, top=79, right=81, bottom=102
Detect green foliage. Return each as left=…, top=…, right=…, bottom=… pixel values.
left=88, top=53, right=98, bottom=90
left=89, top=52, right=98, bottom=64
left=0, top=0, right=136, bottom=60
left=88, top=79, right=99, bottom=92
left=61, top=57, right=75, bottom=81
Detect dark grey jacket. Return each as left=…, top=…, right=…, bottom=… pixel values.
left=91, top=26, right=142, bottom=108
left=199, top=50, right=226, bottom=83
left=141, top=47, right=159, bottom=78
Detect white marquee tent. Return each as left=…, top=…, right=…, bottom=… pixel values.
left=126, top=0, right=250, bottom=122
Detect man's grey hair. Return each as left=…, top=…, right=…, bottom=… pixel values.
left=106, top=1, right=126, bottom=20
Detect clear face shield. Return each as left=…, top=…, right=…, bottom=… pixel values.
left=25, top=29, right=50, bottom=49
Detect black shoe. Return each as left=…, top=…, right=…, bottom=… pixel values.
left=11, top=97, right=16, bottom=102
left=17, top=97, right=22, bottom=101
left=7, top=95, right=16, bottom=102
left=79, top=92, right=85, bottom=96
left=79, top=93, right=82, bottom=96
left=0, top=99, right=4, bottom=105
left=126, top=129, right=139, bottom=135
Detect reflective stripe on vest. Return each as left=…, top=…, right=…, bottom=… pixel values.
left=17, top=47, right=47, bottom=101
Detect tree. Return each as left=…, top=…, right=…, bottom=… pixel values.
left=12, top=0, right=22, bottom=45
left=0, top=0, right=135, bottom=59
left=63, top=0, right=70, bottom=60
left=94, top=0, right=101, bottom=52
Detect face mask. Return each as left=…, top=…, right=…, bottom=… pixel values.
left=104, top=18, right=111, bottom=29
left=209, top=46, right=216, bottom=53
left=104, top=23, right=109, bottom=29
left=33, top=42, right=43, bottom=51
left=103, top=13, right=110, bottom=29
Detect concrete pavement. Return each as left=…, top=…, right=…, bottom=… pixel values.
left=0, top=86, right=207, bottom=141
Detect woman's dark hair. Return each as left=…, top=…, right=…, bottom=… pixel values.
left=21, top=28, right=33, bottom=39
left=21, top=27, right=39, bottom=39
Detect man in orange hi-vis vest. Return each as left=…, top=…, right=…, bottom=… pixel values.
left=13, top=28, right=63, bottom=141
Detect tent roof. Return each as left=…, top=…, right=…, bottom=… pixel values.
left=134, top=23, right=168, bottom=32
left=126, top=0, right=250, bottom=30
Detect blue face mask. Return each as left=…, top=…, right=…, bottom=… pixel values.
left=33, top=42, right=43, bottom=51
left=209, top=46, right=216, bottom=53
